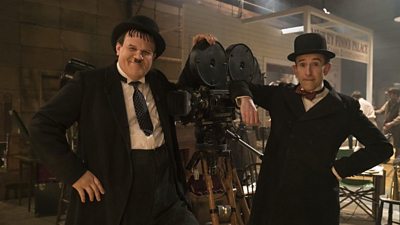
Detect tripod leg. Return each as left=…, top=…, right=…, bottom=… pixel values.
left=201, top=155, right=220, bottom=225
left=232, top=168, right=250, bottom=224
left=223, top=158, right=243, bottom=225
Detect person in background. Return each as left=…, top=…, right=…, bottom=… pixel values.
left=29, top=15, right=216, bottom=225
left=229, top=32, right=393, bottom=225
left=350, top=90, right=378, bottom=150
left=351, top=90, right=377, bottom=126
left=375, top=87, right=400, bottom=158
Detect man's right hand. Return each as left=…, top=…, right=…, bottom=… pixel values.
left=239, top=96, right=260, bottom=125
left=72, top=170, right=105, bottom=203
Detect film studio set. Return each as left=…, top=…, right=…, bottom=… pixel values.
left=0, top=1, right=400, bottom=225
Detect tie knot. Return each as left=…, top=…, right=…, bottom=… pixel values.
left=130, top=81, right=141, bottom=89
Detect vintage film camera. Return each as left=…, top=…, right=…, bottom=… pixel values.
left=169, top=40, right=262, bottom=225
left=168, top=40, right=261, bottom=151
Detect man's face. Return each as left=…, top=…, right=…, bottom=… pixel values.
left=388, top=92, right=399, bottom=101
left=116, top=32, right=155, bottom=81
left=292, top=53, right=331, bottom=92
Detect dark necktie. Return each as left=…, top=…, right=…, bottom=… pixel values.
left=295, top=85, right=325, bottom=100
left=130, top=81, right=154, bottom=136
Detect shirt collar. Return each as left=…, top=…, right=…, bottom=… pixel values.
left=116, top=62, right=146, bottom=84
left=314, top=82, right=325, bottom=92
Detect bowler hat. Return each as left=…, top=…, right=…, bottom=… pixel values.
left=287, top=33, right=335, bottom=62
left=111, top=15, right=165, bottom=58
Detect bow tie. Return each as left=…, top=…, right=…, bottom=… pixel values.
left=295, top=86, right=325, bottom=100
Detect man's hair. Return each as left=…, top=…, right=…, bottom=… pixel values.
left=295, top=54, right=330, bottom=65
left=116, top=28, right=155, bottom=48
left=322, top=55, right=330, bottom=64
left=351, top=91, right=362, bottom=99
left=387, top=87, right=400, bottom=96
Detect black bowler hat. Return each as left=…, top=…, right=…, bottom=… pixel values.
left=287, top=33, right=335, bottom=62
left=111, top=15, right=165, bottom=58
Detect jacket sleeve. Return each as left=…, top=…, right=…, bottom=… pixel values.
left=229, top=80, right=279, bottom=111
left=29, top=73, right=87, bottom=185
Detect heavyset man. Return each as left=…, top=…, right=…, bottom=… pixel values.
left=30, top=15, right=215, bottom=225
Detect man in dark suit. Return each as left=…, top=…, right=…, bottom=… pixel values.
left=29, top=15, right=215, bottom=225
left=229, top=33, right=393, bottom=225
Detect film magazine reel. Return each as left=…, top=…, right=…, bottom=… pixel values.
left=187, top=40, right=261, bottom=89
left=185, top=41, right=260, bottom=225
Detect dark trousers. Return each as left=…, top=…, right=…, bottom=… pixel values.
left=121, top=145, right=198, bottom=225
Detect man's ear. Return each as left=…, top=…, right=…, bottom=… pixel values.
left=292, top=64, right=298, bottom=78
left=115, top=43, right=121, bottom=56
left=323, top=63, right=331, bottom=76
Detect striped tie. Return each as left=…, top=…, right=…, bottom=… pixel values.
left=130, top=81, right=153, bottom=136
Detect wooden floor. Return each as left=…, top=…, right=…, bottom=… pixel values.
left=0, top=159, right=398, bottom=225
left=0, top=198, right=393, bottom=225
left=1, top=191, right=398, bottom=225
left=0, top=198, right=56, bottom=225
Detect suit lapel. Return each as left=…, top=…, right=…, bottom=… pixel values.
left=283, top=85, right=306, bottom=119
left=147, top=71, right=174, bottom=150
left=104, top=65, right=130, bottom=149
left=298, top=81, right=344, bottom=121
left=147, top=72, right=169, bottom=133
left=283, top=81, right=344, bottom=122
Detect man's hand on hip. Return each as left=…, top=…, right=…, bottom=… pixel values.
left=72, top=170, right=105, bottom=203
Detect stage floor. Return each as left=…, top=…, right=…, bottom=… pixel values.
left=0, top=159, right=399, bottom=225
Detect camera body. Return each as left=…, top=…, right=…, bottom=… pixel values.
left=174, top=87, right=234, bottom=126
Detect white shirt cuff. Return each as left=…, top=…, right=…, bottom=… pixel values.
left=235, top=96, right=251, bottom=107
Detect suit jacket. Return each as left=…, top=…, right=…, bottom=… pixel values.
left=29, top=64, right=186, bottom=225
left=229, top=80, right=393, bottom=225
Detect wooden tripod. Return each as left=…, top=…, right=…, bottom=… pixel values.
left=196, top=150, right=250, bottom=225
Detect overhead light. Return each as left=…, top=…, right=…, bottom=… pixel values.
left=281, top=26, right=304, bottom=34
left=395, top=16, right=400, bottom=22
left=323, top=8, right=330, bottom=14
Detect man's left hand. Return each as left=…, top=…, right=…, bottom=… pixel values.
left=192, top=33, right=217, bottom=46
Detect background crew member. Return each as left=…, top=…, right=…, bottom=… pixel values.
left=350, top=90, right=377, bottom=150
left=351, top=90, right=377, bottom=126
left=376, top=87, right=400, bottom=158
